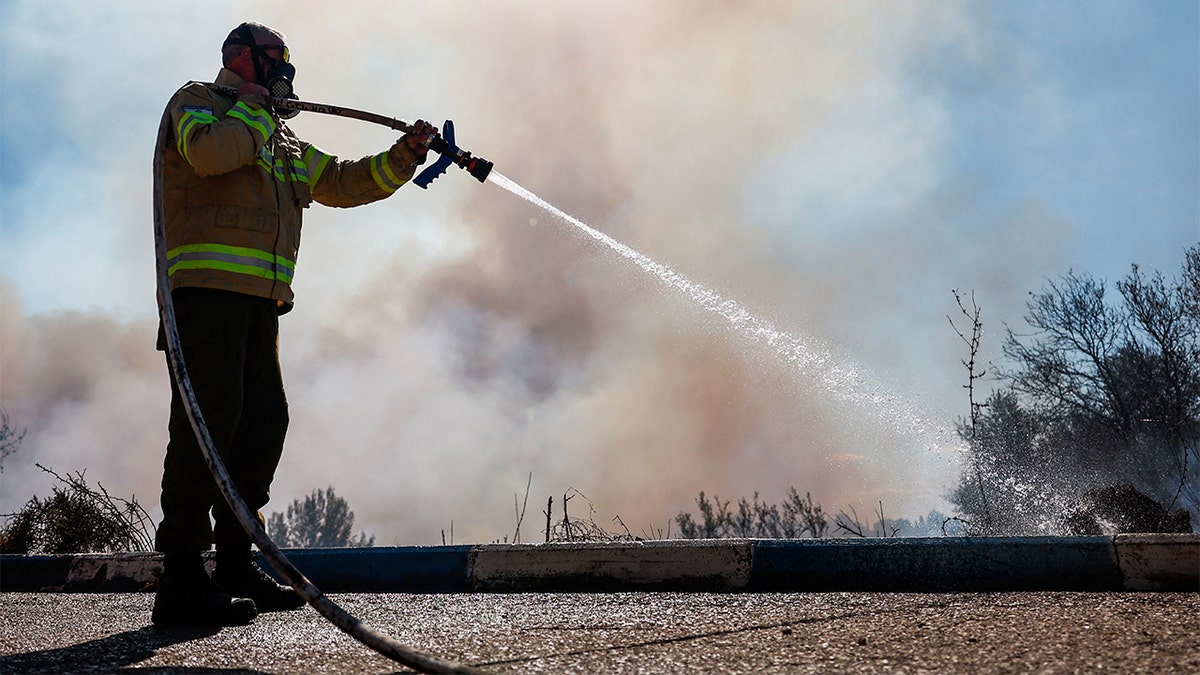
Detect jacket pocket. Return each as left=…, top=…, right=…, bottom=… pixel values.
left=184, top=203, right=276, bottom=234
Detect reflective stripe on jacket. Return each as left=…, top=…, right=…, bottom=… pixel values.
left=162, top=68, right=423, bottom=312
left=167, top=243, right=296, bottom=285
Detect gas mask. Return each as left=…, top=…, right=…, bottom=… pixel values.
left=223, top=23, right=299, bottom=119
left=257, top=53, right=297, bottom=115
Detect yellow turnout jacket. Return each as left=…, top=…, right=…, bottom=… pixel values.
left=162, top=68, right=423, bottom=312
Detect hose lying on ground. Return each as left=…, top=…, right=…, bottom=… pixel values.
left=152, top=98, right=487, bottom=675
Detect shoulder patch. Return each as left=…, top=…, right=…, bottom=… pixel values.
left=183, top=105, right=214, bottom=115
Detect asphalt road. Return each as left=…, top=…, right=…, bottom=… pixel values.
left=1, top=591, right=1196, bottom=673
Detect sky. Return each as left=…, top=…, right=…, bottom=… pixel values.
left=1, top=1, right=1197, bottom=545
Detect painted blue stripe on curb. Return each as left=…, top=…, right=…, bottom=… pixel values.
left=255, top=546, right=473, bottom=593
left=0, top=555, right=74, bottom=592
left=3, top=536, right=1195, bottom=593
left=749, top=537, right=1122, bottom=591
left=469, top=540, right=753, bottom=592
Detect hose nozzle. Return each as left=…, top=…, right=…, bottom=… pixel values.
left=458, top=150, right=494, bottom=183
left=416, top=121, right=494, bottom=187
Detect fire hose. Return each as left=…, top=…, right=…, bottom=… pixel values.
left=207, top=84, right=494, bottom=187
left=153, top=87, right=493, bottom=674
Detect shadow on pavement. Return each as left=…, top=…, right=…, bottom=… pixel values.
left=0, top=624, right=270, bottom=674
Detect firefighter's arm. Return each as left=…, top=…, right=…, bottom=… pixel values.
left=304, top=131, right=429, bottom=208
left=170, top=84, right=275, bottom=177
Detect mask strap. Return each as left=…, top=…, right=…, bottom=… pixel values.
left=224, top=23, right=277, bottom=83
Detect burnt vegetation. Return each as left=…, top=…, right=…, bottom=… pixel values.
left=673, top=247, right=1197, bottom=540
left=672, top=489, right=962, bottom=540
left=0, top=464, right=155, bottom=554
left=0, top=405, right=375, bottom=552
left=949, top=245, right=1198, bottom=535
left=674, top=488, right=829, bottom=539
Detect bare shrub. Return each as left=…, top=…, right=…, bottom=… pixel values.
left=0, top=464, right=155, bottom=554
left=675, top=488, right=828, bottom=539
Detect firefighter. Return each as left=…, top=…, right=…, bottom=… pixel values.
left=152, top=21, right=435, bottom=626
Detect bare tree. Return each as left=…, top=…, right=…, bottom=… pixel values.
left=953, top=246, right=1199, bottom=532
left=0, top=409, right=26, bottom=473
left=948, top=290, right=991, bottom=528
left=1002, top=271, right=1135, bottom=436
left=1117, top=261, right=1200, bottom=436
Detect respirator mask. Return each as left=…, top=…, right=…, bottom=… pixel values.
left=223, top=23, right=299, bottom=119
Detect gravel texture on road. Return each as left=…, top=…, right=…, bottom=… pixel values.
left=1, top=591, right=1197, bottom=673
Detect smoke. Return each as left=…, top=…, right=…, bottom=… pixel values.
left=0, top=282, right=167, bottom=514
left=270, top=1, right=984, bottom=542
left=8, top=2, right=1187, bottom=545
left=0, top=2, right=974, bottom=544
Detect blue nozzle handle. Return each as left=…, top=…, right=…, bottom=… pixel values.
left=414, top=120, right=457, bottom=189
left=414, top=120, right=494, bottom=188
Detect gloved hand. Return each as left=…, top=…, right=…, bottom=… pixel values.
left=404, top=119, right=437, bottom=162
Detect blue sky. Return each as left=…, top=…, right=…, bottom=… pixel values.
left=949, top=2, right=1198, bottom=273
left=1, top=1, right=1196, bottom=543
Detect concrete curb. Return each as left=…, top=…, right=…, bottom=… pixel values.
left=1113, top=533, right=1200, bottom=591
left=2, top=535, right=1196, bottom=593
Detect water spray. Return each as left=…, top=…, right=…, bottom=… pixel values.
left=484, top=171, right=950, bottom=450
left=154, top=91, right=491, bottom=673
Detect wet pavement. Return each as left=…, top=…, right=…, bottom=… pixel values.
left=1, top=591, right=1197, bottom=673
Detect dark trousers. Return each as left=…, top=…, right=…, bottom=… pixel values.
left=155, top=288, right=288, bottom=557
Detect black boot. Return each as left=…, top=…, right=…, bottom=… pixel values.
left=213, top=552, right=305, bottom=613
left=152, top=553, right=257, bottom=627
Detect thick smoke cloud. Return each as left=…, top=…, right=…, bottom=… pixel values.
left=275, top=1, right=981, bottom=542
left=2, top=2, right=1194, bottom=545
left=0, top=283, right=166, bottom=511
